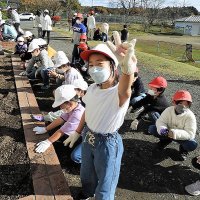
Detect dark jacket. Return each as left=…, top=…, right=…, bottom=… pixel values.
left=15, top=43, right=28, bottom=54
left=132, top=93, right=170, bottom=115
left=121, top=28, right=128, bottom=41
left=72, top=44, right=89, bottom=66
left=131, top=76, right=145, bottom=99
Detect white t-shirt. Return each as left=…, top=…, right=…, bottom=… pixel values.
left=64, top=67, right=83, bottom=85
left=87, top=15, right=96, bottom=29
left=82, top=83, right=130, bottom=133
left=42, top=15, right=52, bottom=31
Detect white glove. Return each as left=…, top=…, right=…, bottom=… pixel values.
left=130, top=119, right=139, bottom=130
left=19, top=71, right=27, bottom=76
left=35, top=139, right=52, bottom=153
left=107, top=31, right=137, bottom=75
left=33, top=126, right=47, bottom=135
left=63, top=131, right=81, bottom=148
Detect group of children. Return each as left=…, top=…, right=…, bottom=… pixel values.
left=13, top=16, right=200, bottom=199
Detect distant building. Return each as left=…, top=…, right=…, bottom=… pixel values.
left=175, top=15, right=200, bottom=36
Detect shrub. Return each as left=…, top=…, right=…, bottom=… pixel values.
left=52, top=16, right=61, bottom=22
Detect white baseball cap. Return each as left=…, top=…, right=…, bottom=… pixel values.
left=73, top=79, right=88, bottom=91
left=54, top=51, right=70, bottom=68
left=52, top=85, right=76, bottom=108
left=80, top=43, right=118, bottom=67
left=23, top=31, right=33, bottom=38
left=28, top=41, right=40, bottom=52
left=44, top=9, right=49, bottom=13
left=17, top=36, right=24, bottom=42
left=31, top=38, right=47, bottom=46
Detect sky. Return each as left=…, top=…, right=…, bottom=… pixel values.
left=80, top=0, right=200, bottom=11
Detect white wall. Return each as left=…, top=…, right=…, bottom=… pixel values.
left=175, top=22, right=200, bottom=36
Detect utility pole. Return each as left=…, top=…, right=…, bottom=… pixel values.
left=92, top=0, right=94, bottom=7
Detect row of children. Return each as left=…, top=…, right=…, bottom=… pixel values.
left=17, top=25, right=199, bottom=198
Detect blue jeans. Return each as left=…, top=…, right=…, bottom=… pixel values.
left=130, top=93, right=146, bottom=106
left=71, top=143, right=82, bottom=164
left=80, top=126, right=124, bottom=200
left=41, top=67, right=53, bottom=86
left=148, top=125, right=198, bottom=152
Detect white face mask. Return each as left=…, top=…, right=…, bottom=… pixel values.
left=88, top=66, right=110, bottom=84
left=18, top=42, right=24, bottom=46
left=175, top=104, right=188, bottom=114
left=56, top=68, right=65, bottom=74
left=148, top=89, right=156, bottom=96
left=76, top=19, right=81, bottom=24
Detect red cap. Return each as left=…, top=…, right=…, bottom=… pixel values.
left=77, top=13, right=83, bottom=19
left=80, top=34, right=87, bottom=40
left=78, top=43, right=88, bottom=51
left=173, top=90, right=192, bottom=102
left=148, top=76, right=167, bottom=88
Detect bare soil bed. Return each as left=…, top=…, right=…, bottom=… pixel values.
left=0, top=56, right=33, bottom=199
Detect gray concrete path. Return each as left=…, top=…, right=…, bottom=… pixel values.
left=21, top=21, right=74, bottom=60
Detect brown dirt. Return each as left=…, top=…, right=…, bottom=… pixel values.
left=0, top=56, right=33, bottom=199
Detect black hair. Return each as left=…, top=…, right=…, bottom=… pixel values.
left=70, top=95, right=80, bottom=102
left=174, top=100, right=192, bottom=107
left=134, top=72, right=138, bottom=78
left=124, top=25, right=127, bottom=28
left=156, top=87, right=165, bottom=94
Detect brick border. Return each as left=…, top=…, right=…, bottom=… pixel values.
left=11, top=55, right=73, bottom=200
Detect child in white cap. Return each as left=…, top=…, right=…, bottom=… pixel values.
left=19, top=39, right=54, bottom=90
left=63, top=31, right=137, bottom=200
left=33, top=84, right=85, bottom=153
left=31, top=78, right=88, bottom=122
left=14, top=36, right=28, bottom=69
left=48, top=51, right=83, bottom=86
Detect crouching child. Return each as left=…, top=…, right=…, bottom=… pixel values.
left=148, top=90, right=198, bottom=161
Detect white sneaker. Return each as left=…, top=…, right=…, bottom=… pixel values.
left=185, top=180, right=200, bottom=196
left=130, top=119, right=139, bottom=130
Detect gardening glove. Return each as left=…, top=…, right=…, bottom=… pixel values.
left=130, top=119, right=139, bottom=130
left=30, top=114, right=44, bottom=121
left=63, top=131, right=81, bottom=148
left=19, top=71, right=27, bottom=76
left=159, top=128, right=169, bottom=136
left=107, top=31, right=137, bottom=75
left=33, top=126, right=47, bottom=135
left=35, top=139, right=52, bottom=153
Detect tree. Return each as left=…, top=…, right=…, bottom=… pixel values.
left=109, top=0, right=139, bottom=15
left=139, top=0, right=165, bottom=31
left=20, top=0, right=62, bottom=15
left=60, top=0, right=81, bottom=19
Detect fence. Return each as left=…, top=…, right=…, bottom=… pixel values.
left=136, top=39, right=200, bottom=64
left=95, top=14, right=143, bottom=24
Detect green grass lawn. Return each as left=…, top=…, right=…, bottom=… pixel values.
left=53, top=22, right=200, bottom=79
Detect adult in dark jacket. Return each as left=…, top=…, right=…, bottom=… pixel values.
left=130, top=76, right=170, bottom=130
left=121, top=24, right=129, bottom=42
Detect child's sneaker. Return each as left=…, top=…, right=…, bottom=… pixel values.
left=185, top=180, right=200, bottom=196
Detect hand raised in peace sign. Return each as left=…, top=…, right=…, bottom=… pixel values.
left=107, top=31, right=137, bottom=75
